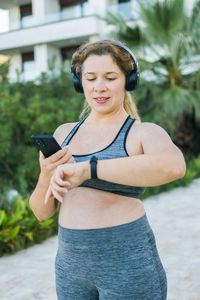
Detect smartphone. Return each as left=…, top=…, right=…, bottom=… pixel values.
left=31, top=134, right=61, bottom=158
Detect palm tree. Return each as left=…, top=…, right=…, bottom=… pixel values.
left=104, top=0, right=200, bottom=159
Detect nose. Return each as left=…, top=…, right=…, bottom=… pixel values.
left=94, top=79, right=107, bottom=92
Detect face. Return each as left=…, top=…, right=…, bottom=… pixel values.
left=81, top=54, right=126, bottom=114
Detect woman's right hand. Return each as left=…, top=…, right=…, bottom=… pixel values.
left=39, top=146, right=75, bottom=181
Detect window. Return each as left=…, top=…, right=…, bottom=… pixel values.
left=118, top=0, right=130, bottom=3
left=59, top=0, right=87, bottom=7
left=59, top=0, right=88, bottom=19
left=20, top=4, right=32, bottom=18
left=20, top=4, right=34, bottom=28
left=21, top=51, right=35, bottom=73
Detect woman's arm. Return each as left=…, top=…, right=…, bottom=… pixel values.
left=83, top=122, right=186, bottom=187
left=29, top=173, right=57, bottom=222
left=47, top=122, right=186, bottom=203
left=29, top=149, right=71, bottom=221
left=29, top=124, right=74, bottom=222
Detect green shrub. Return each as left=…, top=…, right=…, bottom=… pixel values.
left=0, top=71, right=83, bottom=195
left=0, top=195, right=58, bottom=257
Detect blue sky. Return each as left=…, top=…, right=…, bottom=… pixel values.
left=0, top=9, right=9, bottom=32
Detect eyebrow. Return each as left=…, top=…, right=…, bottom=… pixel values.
left=83, top=72, right=119, bottom=76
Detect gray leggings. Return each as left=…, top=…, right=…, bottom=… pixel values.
left=55, top=213, right=167, bottom=300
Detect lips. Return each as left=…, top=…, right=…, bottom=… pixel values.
left=94, top=97, right=110, bottom=104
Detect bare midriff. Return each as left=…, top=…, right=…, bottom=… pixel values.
left=58, top=187, right=145, bottom=229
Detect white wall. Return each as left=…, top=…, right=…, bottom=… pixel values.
left=44, top=0, right=59, bottom=15
left=8, top=7, right=20, bottom=30
left=34, top=44, right=48, bottom=74
left=9, top=53, right=22, bottom=80
left=88, top=0, right=107, bottom=17
left=34, top=44, right=62, bottom=75
left=32, top=0, right=59, bottom=23
left=47, top=45, right=62, bottom=73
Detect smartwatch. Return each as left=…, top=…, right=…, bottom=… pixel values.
left=90, top=156, right=98, bottom=179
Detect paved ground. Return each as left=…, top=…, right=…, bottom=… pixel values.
left=0, top=178, right=200, bottom=300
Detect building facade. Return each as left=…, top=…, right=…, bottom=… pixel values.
left=0, top=0, right=137, bottom=81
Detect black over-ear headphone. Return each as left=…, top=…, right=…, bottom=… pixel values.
left=71, top=40, right=139, bottom=93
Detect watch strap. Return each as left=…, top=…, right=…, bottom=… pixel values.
left=90, top=156, right=98, bottom=179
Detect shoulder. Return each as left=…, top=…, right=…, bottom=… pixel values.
left=139, top=121, right=170, bottom=137
left=53, top=121, right=79, bottom=146
left=138, top=121, right=178, bottom=154
left=127, top=117, right=170, bottom=139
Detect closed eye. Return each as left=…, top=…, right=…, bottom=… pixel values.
left=86, top=78, right=116, bottom=81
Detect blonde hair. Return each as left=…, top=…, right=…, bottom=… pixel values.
left=71, top=39, right=141, bottom=122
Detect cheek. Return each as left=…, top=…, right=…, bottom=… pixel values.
left=111, top=81, right=125, bottom=95
left=82, top=80, right=92, bottom=94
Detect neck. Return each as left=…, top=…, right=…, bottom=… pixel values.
left=86, top=109, right=128, bottom=126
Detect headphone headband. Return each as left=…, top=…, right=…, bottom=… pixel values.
left=97, top=40, right=138, bottom=72
left=71, top=40, right=137, bottom=73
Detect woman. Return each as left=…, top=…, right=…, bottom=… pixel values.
left=30, top=40, right=186, bottom=300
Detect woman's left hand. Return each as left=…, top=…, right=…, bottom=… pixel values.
left=44, top=161, right=90, bottom=205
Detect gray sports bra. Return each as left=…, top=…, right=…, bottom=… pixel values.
left=61, top=115, right=146, bottom=198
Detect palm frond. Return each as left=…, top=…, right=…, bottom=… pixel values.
left=168, top=33, right=189, bottom=69
left=103, top=0, right=200, bottom=145
left=138, top=0, right=185, bottom=44
left=189, top=0, right=200, bottom=52
left=103, top=12, right=145, bottom=48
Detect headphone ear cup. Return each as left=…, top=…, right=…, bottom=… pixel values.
left=72, top=73, right=84, bottom=93
left=125, top=71, right=140, bottom=91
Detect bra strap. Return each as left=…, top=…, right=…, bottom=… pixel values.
left=108, top=115, right=135, bottom=147
left=61, top=118, right=86, bottom=148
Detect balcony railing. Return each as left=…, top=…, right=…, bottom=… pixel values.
left=4, top=4, right=95, bottom=32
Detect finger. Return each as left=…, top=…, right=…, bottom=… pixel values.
left=51, top=188, right=64, bottom=203
left=50, top=168, right=70, bottom=189
left=50, top=179, right=68, bottom=194
left=46, top=146, right=69, bottom=164
left=39, top=151, right=45, bottom=161
left=56, top=177, right=71, bottom=187
left=68, top=156, right=75, bottom=163
left=64, top=152, right=75, bottom=163
left=52, top=164, right=74, bottom=185
left=44, top=187, right=53, bottom=205
left=54, top=165, right=66, bottom=181
left=48, top=153, right=73, bottom=170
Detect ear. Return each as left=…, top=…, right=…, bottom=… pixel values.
left=72, top=73, right=84, bottom=93
left=125, top=71, right=139, bottom=91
